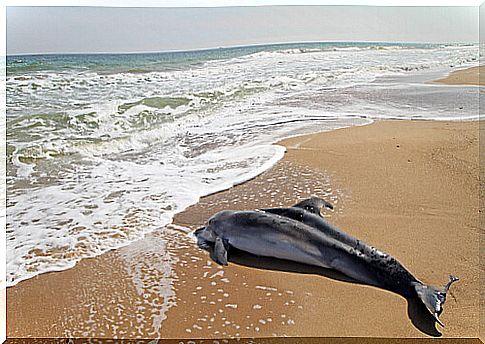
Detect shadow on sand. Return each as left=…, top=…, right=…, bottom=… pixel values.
left=220, top=247, right=442, bottom=337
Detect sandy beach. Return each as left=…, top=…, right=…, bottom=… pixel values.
left=434, top=66, right=483, bottom=86
left=6, top=68, right=481, bottom=341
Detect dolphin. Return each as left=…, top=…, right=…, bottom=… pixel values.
left=195, top=197, right=458, bottom=327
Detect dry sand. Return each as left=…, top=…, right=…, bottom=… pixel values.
left=6, top=67, right=482, bottom=342
left=434, top=66, right=483, bottom=86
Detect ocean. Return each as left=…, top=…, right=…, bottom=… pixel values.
left=6, top=42, right=479, bottom=287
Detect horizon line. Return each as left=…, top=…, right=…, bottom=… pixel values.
left=6, top=40, right=478, bottom=57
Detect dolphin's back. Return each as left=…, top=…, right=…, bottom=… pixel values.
left=261, top=207, right=359, bottom=246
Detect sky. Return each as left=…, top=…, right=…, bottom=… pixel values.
left=4, top=4, right=482, bottom=55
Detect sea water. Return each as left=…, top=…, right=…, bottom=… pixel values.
left=6, top=42, right=479, bottom=286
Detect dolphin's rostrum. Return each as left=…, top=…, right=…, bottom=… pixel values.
left=195, top=197, right=458, bottom=327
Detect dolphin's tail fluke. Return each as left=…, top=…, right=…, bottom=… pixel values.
left=413, top=275, right=459, bottom=327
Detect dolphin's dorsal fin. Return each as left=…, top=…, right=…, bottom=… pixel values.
left=212, top=236, right=229, bottom=266
left=292, top=197, right=333, bottom=217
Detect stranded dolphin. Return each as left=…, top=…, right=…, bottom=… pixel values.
left=195, top=197, right=458, bottom=327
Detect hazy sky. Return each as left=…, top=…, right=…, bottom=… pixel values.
left=6, top=5, right=479, bottom=55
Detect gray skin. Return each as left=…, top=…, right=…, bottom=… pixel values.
left=195, top=197, right=458, bottom=327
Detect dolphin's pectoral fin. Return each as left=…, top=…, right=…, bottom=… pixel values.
left=213, top=236, right=229, bottom=266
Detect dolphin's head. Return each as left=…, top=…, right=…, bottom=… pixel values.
left=194, top=225, right=214, bottom=249
left=194, top=210, right=235, bottom=248
left=194, top=226, right=207, bottom=238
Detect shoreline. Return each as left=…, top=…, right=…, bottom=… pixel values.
left=6, top=66, right=482, bottom=340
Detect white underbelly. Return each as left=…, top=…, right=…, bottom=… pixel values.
left=229, top=235, right=330, bottom=269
